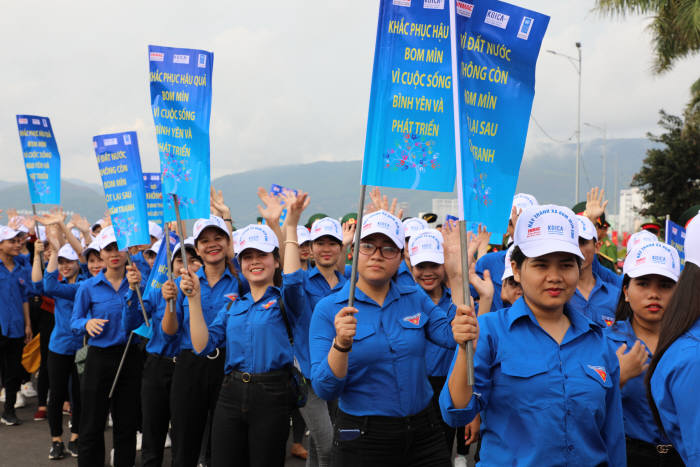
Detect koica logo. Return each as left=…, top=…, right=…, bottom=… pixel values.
left=173, top=54, right=190, bottom=65
left=485, top=9, right=510, bottom=29
left=651, top=255, right=667, bottom=264
left=149, top=51, right=164, bottom=62
left=456, top=1, right=473, bottom=17
left=18, top=118, right=28, bottom=124
left=393, top=0, right=411, bottom=6
left=517, top=16, right=534, bottom=40
left=547, top=225, right=564, bottom=236
left=198, top=54, right=207, bottom=68
left=527, top=227, right=541, bottom=238
left=423, top=0, right=444, bottom=9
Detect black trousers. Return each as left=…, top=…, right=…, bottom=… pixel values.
left=0, top=334, right=24, bottom=414
left=626, top=437, right=684, bottom=467
left=291, top=407, right=306, bottom=444
left=331, top=403, right=451, bottom=467
left=30, top=299, right=54, bottom=406
left=47, top=351, right=80, bottom=437
left=428, top=376, right=456, bottom=455
left=141, top=354, right=175, bottom=467
left=170, top=349, right=224, bottom=467
left=79, top=344, right=142, bottom=467
left=211, top=371, right=292, bottom=467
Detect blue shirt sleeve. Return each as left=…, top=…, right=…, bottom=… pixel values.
left=601, top=340, right=626, bottom=466
left=44, top=271, right=80, bottom=300
left=281, top=269, right=309, bottom=319
left=122, top=289, right=153, bottom=332
left=593, top=256, right=623, bottom=288
left=423, top=295, right=455, bottom=349
left=71, top=281, right=90, bottom=336
left=309, top=297, right=346, bottom=401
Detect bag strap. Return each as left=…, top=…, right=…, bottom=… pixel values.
left=278, top=297, right=294, bottom=346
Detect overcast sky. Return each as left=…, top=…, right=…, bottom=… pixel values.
left=1, top=0, right=698, bottom=185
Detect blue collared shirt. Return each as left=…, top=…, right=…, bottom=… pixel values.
left=282, top=267, right=346, bottom=378
left=569, top=271, right=620, bottom=327
left=440, top=298, right=625, bottom=466
left=70, top=271, right=137, bottom=348
left=593, top=255, right=623, bottom=288
left=424, top=287, right=456, bottom=377
left=200, top=286, right=296, bottom=374
left=123, top=284, right=181, bottom=358
left=605, top=319, right=666, bottom=444
left=44, top=271, right=85, bottom=355
left=0, top=258, right=29, bottom=338
left=310, top=281, right=455, bottom=417
left=650, top=319, right=700, bottom=465
left=175, top=266, right=241, bottom=352
left=473, top=250, right=506, bottom=313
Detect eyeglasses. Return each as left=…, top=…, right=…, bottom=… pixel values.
left=358, top=242, right=400, bottom=259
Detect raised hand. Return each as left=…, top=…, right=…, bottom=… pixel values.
left=475, top=224, right=491, bottom=259
left=210, top=186, right=231, bottom=219
left=451, top=304, right=479, bottom=346
left=257, top=187, right=285, bottom=223
left=585, top=187, right=608, bottom=221
left=441, top=220, right=463, bottom=280
left=341, top=220, right=356, bottom=246
left=334, top=307, right=358, bottom=349
left=71, top=213, right=92, bottom=233
left=469, top=261, right=494, bottom=301
left=281, top=191, right=310, bottom=225
left=37, top=207, right=66, bottom=226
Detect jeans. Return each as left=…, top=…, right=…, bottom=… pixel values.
left=299, top=385, right=333, bottom=467
left=79, top=344, right=142, bottom=467
left=210, top=371, right=292, bottom=467
left=47, top=351, right=80, bottom=437
left=331, top=403, right=450, bottom=467
left=141, top=354, right=175, bottom=467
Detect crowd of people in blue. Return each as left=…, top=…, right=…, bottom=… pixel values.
left=0, top=185, right=698, bottom=467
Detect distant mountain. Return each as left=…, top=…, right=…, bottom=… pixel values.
left=0, top=138, right=656, bottom=226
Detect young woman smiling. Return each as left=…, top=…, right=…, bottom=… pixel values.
left=440, top=205, right=625, bottom=466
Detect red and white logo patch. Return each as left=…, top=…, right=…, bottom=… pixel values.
left=262, top=299, right=277, bottom=309
left=403, top=313, right=421, bottom=326
left=588, top=365, right=607, bottom=383
left=603, top=316, right=614, bottom=327
left=225, top=293, right=238, bottom=302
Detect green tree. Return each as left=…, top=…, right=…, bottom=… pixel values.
left=632, top=108, right=700, bottom=221
left=595, top=0, right=700, bottom=73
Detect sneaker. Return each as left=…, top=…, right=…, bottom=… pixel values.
left=34, top=408, right=48, bottom=421
left=14, top=392, right=26, bottom=409
left=67, top=439, right=79, bottom=457
left=49, top=441, right=65, bottom=460
left=1, top=410, right=22, bottom=426
left=454, top=454, right=468, bottom=467
left=164, top=433, right=172, bottom=448
left=136, top=431, right=143, bottom=451
left=21, top=382, right=37, bottom=398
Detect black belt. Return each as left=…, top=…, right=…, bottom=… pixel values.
left=626, top=436, right=678, bottom=456
left=337, top=402, right=439, bottom=430
left=224, top=369, right=289, bottom=384
left=147, top=352, right=176, bottom=364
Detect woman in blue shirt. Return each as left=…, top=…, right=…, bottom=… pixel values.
left=648, top=212, right=700, bottom=466
left=309, top=210, right=473, bottom=467
left=440, top=204, right=626, bottom=466
left=181, top=223, right=296, bottom=467
left=605, top=241, right=683, bottom=465
left=70, top=226, right=143, bottom=467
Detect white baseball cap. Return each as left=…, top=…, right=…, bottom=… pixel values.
left=577, top=215, right=598, bottom=241
left=297, top=225, right=311, bottom=245
left=58, top=244, right=79, bottom=261
left=684, top=210, right=699, bottom=267
left=148, top=221, right=164, bottom=241
left=0, top=225, right=22, bottom=242
left=83, top=239, right=101, bottom=257
left=360, top=210, right=405, bottom=249
left=232, top=231, right=242, bottom=255
left=623, top=241, right=681, bottom=282
left=512, top=193, right=538, bottom=212
left=309, top=217, right=342, bottom=243
left=502, top=245, right=515, bottom=281
left=403, top=218, right=429, bottom=238
left=627, top=230, right=658, bottom=252
left=237, top=224, right=279, bottom=254
left=147, top=239, right=162, bottom=255
left=408, top=229, right=444, bottom=266
left=513, top=205, right=584, bottom=260
left=96, top=226, right=123, bottom=250
left=173, top=237, right=196, bottom=258
left=193, top=216, right=230, bottom=242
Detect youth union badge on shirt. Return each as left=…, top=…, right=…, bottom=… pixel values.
left=587, top=365, right=608, bottom=383
left=403, top=313, right=423, bottom=327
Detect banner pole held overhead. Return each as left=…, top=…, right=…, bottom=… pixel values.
left=347, top=185, right=367, bottom=308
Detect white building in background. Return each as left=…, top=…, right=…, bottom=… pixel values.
left=430, top=198, right=459, bottom=225
left=618, top=187, right=649, bottom=233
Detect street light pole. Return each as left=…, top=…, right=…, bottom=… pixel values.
left=584, top=122, right=607, bottom=193
left=548, top=42, right=582, bottom=203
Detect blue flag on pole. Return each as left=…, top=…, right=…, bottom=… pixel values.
left=452, top=0, right=549, bottom=239
left=16, top=115, right=61, bottom=205
left=361, top=0, right=456, bottom=192
left=148, top=45, right=213, bottom=222
left=93, top=132, right=151, bottom=250
left=665, top=218, right=686, bottom=266
left=143, top=172, right=164, bottom=226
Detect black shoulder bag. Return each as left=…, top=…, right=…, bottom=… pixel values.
left=278, top=298, right=309, bottom=408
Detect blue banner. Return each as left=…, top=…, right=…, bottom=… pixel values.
left=665, top=219, right=686, bottom=266
left=269, top=183, right=297, bottom=227
left=93, top=132, right=151, bottom=249
left=16, top=115, right=61, bottom=205
left=143, top=172, right=164, bottom=226
left=361, top=0, right=456, bottom=192
left=149, top=45, right=213, bottom=222
left=454, top=0, right=549, bottom=239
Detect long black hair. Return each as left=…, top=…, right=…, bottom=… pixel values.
left=613, top=275, right=633, bottom=322
left=646, top=262, right=700, bottom=435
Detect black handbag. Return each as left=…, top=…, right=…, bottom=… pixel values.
left=278, top=298, right=309, bottom=408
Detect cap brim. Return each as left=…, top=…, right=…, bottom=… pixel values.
left=501, top=269, right=514, bottom=281
left=195, top=225, right=230, bottom=241
left=519, top=240, right=584, bottom=260
left=360, top=229, right=403, bottom=249
left=310, top=232, right=342, bottom=243
left=239, top=243, right=276, bottom=255
left=627, top=265, right=679, bottom=282
left=409, top=252, right=444, bottom=266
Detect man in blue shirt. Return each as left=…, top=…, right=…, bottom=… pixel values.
left=0, top=226, right=32, bottom=426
